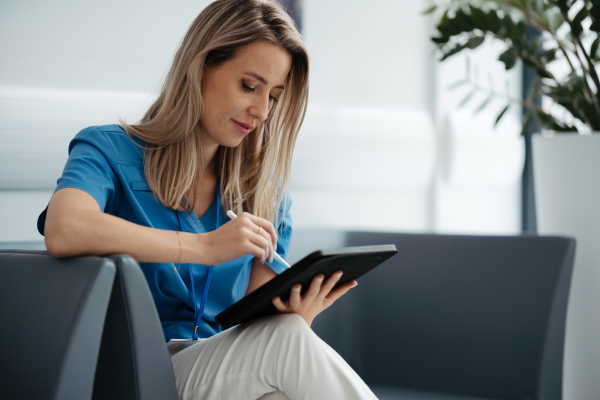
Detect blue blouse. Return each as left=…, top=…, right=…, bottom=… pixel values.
left=37, top=124, right=292, bottom=341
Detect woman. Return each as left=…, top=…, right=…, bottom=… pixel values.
left=39, top=0, right=377, bottom=399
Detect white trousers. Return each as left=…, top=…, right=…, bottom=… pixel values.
left=170, top=314, right=378, bottom=400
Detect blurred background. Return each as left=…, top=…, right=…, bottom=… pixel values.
left=0, top=0, right=524, bottom=242
left=2, top=0, right=597, bottom=399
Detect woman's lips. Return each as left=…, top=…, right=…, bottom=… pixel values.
left=232, top=120, right=254, bottom=135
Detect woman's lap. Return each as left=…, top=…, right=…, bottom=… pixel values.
left=170, top=313, right=376, bottom=400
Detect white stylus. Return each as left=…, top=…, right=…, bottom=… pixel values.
left=226, top=210, right=291, bottom=270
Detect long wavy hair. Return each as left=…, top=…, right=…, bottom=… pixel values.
left=121, top=0, right=308, bottom=226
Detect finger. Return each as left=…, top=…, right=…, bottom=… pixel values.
left=242, top=212, right=278, bottom=248
left=289, top=284, right=302, bottom=309
left=255, top=225, right=275, bottom=263
left=246, top=241, right=272, bottom=263
left=304, top=274, right=324, bottom=303
left=318, top=271, right=343, bottom=299
left=323, top=280, right=357, bottom=309
left=248, top=229, right=271, bottom=262
left=272, top=296, right=288, bottom=312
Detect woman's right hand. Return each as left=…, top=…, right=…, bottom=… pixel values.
left=197, top=212, right=278, bottom=266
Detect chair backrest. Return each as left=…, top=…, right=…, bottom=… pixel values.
left=93, top=254, right=179, bottom=400
left=290, top=232, right=575, bottom=400
left=0, top=250, right=115, bottom=400
left=0, top=250, right=178, bottom=400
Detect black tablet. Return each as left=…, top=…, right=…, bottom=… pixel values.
left=215, top=244, right=398, bottom=330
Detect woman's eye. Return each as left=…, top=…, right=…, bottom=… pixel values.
left=241, top=80, right=255, bottom=92
left=270, top=95, right=279, bottom=103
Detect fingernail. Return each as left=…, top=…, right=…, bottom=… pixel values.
left=294, top=285, right=301, bottom=291
left=336, top=272, right=343, bottom=278
left=317, top=275, right=324, bottom=282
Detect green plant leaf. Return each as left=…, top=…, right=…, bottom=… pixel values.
left=570, top=5, right=589, bottom=37
left=457, top=89, right=476, bottom=108
left=455, top=8, right=474, bottom=33
left=504, top=0, right=528, bottom=12
left=432, top=36, right=450, bottom=45
left=487, top=9, right=502, bottom=33
left=520, top=112, right=534, bottom=136
left=540, top=47, right=559, bottom=63
left=521, top=52, right=552, bottom=78
left=591, top=36, right=600, bottom=61
left=422, top=5, right=437, bottom=15
left=474, top=95, right=494, bottom=115
left=465, top=35, right=486, bottom=49
left=469, top=5, right=489, bottom=31
left=591, top=20, right=600, bottom=32
left=573, top=4, right=590, bottom=24
left=499, top=48, right=518, bottom=70
left=447, top=79, right=470, bottom=90
left=545, top=0, right=558, bottom=11
left=500, top=15, right=515, bottom=38
left=543, top=74, right=600, bottom=129
left=591, top=1, right=600, bottom=21
left=556, top=0, right=569, bottom=13
left=513, top=20, right=528, bottom=42
left=440, top=42, right=470, bottom=61
left=548, top=9, right=565, bottom=32
left=537, top=111, right=577, bottom=132
left=494, top=105, right=510, bottom=127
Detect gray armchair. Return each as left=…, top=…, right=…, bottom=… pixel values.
left=289, top=232, right=576, bottom=400
left=0, top=251, right=178, bottom=400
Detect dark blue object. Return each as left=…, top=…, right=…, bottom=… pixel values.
left=289, top=232, right=575, bottom=400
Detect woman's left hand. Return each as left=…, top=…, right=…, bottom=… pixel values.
left=272, top=271, right=357, bottom=326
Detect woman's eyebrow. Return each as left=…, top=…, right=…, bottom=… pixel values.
left=244, top=72, right=285, bottom=89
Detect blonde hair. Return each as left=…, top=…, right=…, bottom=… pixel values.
left=121, top=0, right=308, bottom=226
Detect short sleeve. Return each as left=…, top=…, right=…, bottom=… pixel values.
left=38, top=129, right=120, bottom=236
left=55, top=146, right=116, bottom=213
left=54, top=127, right=120, bottom=212
left=265, top=197, right=293, bottom=275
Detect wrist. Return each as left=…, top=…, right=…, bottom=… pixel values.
left=186, top=231, right=212, bottom=265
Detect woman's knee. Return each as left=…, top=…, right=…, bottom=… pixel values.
left=272, top=313, right=311, bottom=332
left=251, top=313, right=313, bottom=340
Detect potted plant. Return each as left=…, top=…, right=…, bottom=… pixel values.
left=425, top=0, right=600, bottom=133
left=426, top=1, right=600, bottom=399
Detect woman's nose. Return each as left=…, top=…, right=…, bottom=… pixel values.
left=250, top=95, right=270, bottom=123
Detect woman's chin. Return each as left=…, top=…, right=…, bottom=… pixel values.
left=221, top=136, right=246, bottom=148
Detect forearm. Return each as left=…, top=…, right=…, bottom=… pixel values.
left=44, top=188, right=207, bottom=263
left=245, top=260, right=277, bottom=296
left=45, top=209, right=190, bottom=263
left=44, top=188, right=277, bottom=266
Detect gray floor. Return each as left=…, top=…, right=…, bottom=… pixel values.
left=371, top=386, right=491, bottom=400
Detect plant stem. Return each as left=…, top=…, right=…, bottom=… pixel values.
left=521, top=11, right=577, bottom=69
left=559, top=7, right=600, bottom=119
left=573, top=31, right=600, bottom=99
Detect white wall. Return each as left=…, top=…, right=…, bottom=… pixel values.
left=0, top=0, right=209, bottom=242
left=293, top=0, right=523, bottom=234
left=0, top=0, right=523, bottom=243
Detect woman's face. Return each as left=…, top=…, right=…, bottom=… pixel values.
left=199, top=40, right=292, bottom=150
